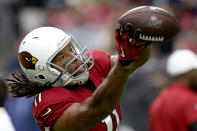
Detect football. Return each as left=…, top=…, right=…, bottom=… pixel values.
left=119, top=6, right=180, bottom=43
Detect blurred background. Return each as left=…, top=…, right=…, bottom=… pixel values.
left=0, top=0, right=197, bottom=131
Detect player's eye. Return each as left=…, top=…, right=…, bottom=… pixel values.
left=57, top=54, right=66, bottom=60
left=61, top=55, right=68, bottom=60
left=69, top=46, right=76, bottom=53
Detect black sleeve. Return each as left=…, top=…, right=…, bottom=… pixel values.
left=189, top=121, right=197, bottom=131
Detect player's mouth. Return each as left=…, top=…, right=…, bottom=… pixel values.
left=74, top=65, right=86, bottom=76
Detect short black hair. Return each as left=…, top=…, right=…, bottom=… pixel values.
left=0, top=79, right=8, bottom=106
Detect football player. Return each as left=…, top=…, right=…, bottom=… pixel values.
left=8, top=24, right=152, bottom=131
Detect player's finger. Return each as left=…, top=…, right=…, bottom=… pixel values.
left=116, top=23, right=122, bottom=32
left=134, top=42, right=146, bottom=49
left=134, top=29, right=141, bottom=40
left=125, top=23, right=132, bottom=33
left=125, top=23, right=133, bottom=45
left=126, top=23, right=133, bottom=39
left=115, top=23, right=123, bottom=42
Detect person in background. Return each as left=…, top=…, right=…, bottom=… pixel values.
left=149, top=49, right=197, bottom=131
left=0, top=78, right=16, bottom=131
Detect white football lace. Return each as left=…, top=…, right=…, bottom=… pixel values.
left=139, top=34, right=164, bottom=42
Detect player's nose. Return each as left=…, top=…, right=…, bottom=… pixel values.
left=71, top=54, right=82, bottom=66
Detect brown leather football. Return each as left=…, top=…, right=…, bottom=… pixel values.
left=119, top=6, right=180, bottom=43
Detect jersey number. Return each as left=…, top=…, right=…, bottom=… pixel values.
left=102, top=109, right=120, bottom=131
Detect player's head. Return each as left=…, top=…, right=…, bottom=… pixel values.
left=167, top=49, right=197, bottom=89
left=18, top=27, right=94, bottom=87
left=0, top=79, right=8, bottom=107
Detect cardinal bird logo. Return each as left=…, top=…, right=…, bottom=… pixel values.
left=19, top=51, right=38, bottom=69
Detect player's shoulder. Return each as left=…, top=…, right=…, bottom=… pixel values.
left=169, top=83, right=197, bottom=98
left=32, top=87, right=79, bottom=127
left=40, top=87, right=68, bottom=99
left=89, top=49, right=110, bottom=63
left=89, top=49, right=111, bottom=73
left=90, top=49, right=109, bottom=55
left=153, top=83, right=197, bottom=108
left=90, top=49, right=110, bottom=58
left=33, top=87, right=77, bottom=111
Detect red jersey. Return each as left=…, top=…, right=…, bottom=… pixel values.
left=32, top=50, right=122, bottom=131
left=149, top=83, right=197, bottom=131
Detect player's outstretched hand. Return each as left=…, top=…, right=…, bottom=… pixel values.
left=115, top=23, right=151, bottom=65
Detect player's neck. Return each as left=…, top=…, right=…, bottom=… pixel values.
left=173, top=77, right=190, bottom=89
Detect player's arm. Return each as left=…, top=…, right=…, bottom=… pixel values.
left=187, top=99, right=197, bottom=131
left=53, top=23, right=151, bottom=131
left=110, top=55, right=117, bottom=68
left=189, top=122, right=197, bottom=131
